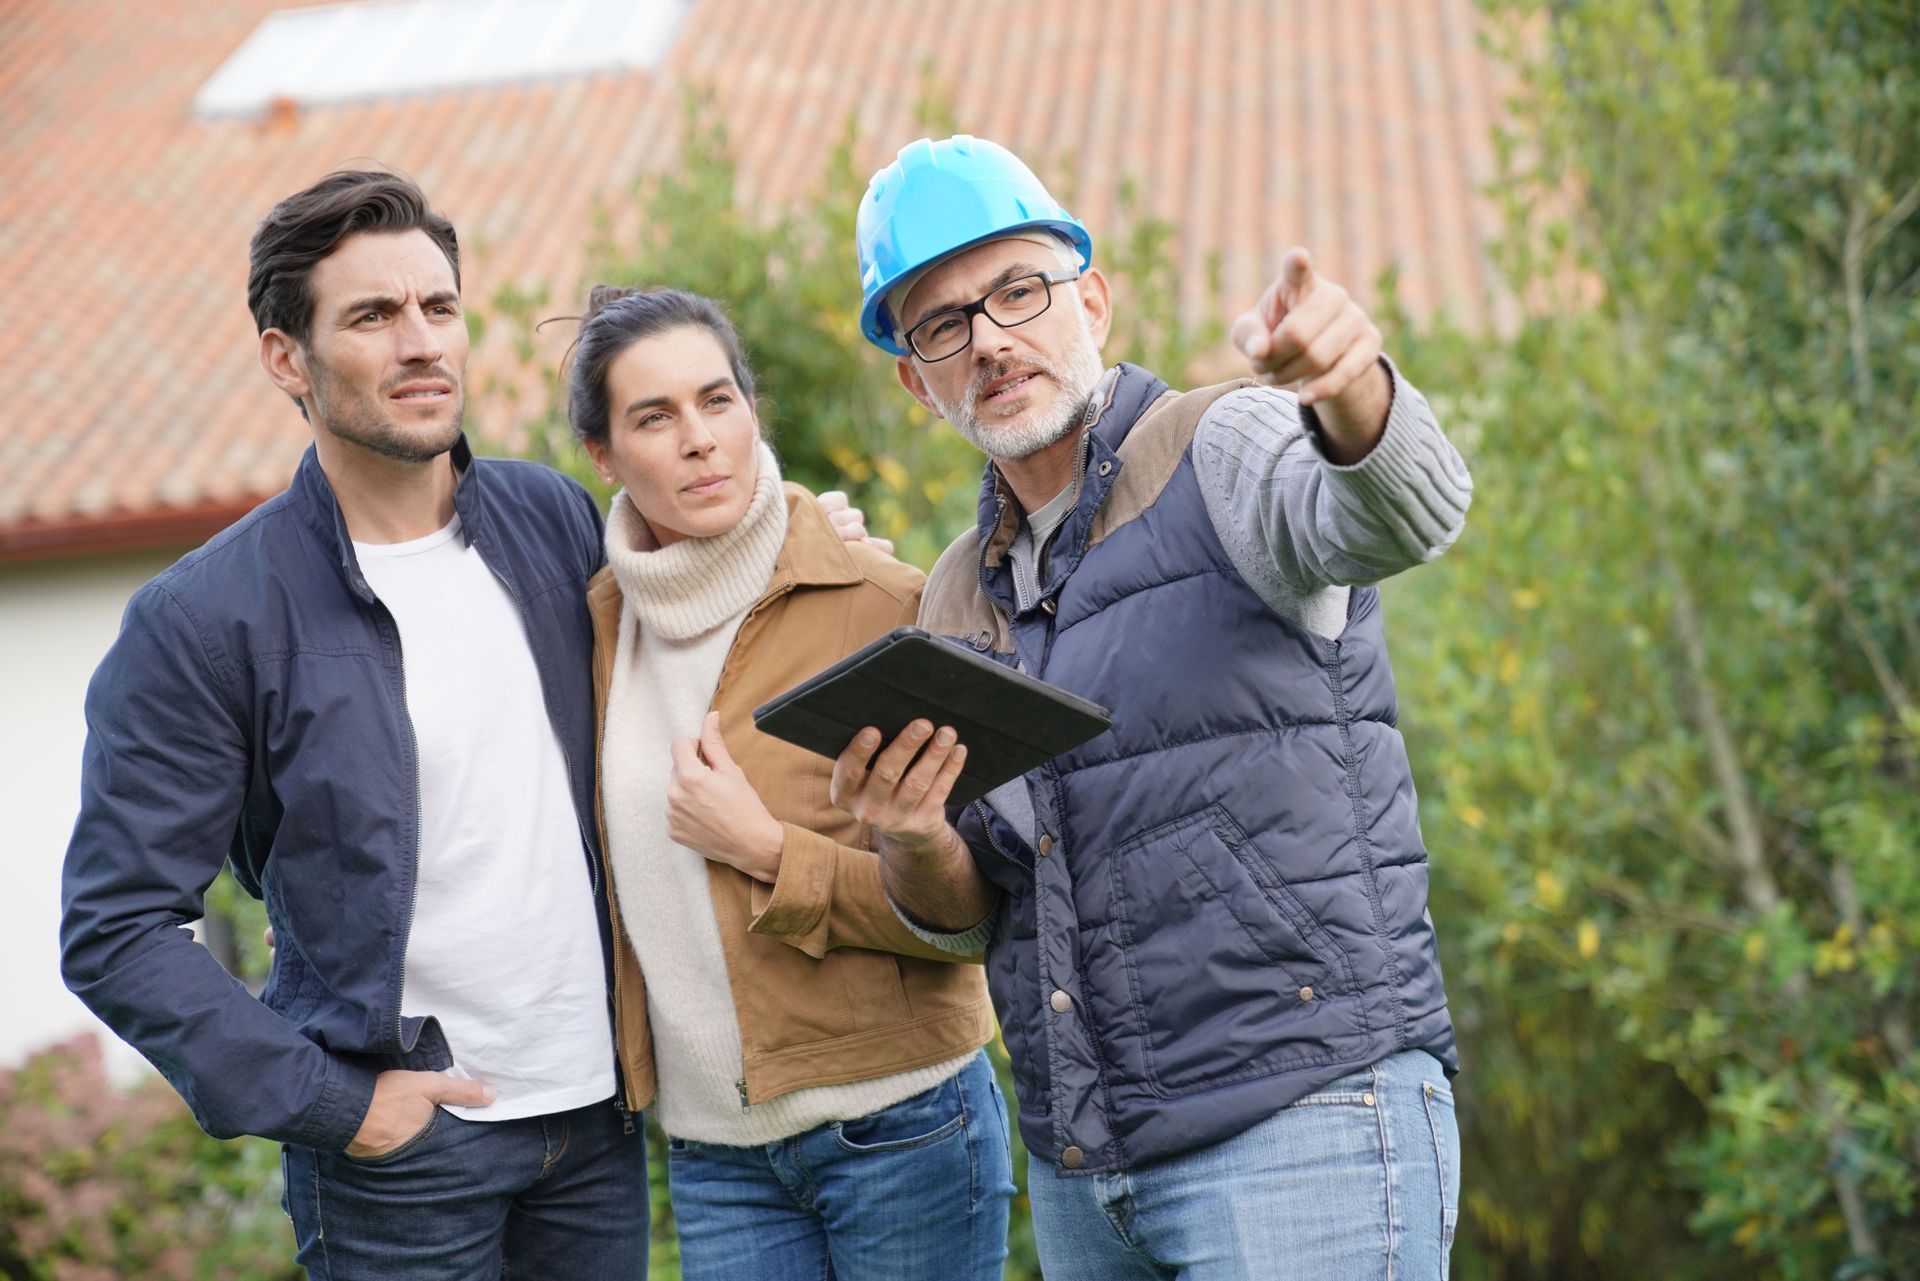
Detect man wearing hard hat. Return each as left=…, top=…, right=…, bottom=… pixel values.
left=831, top=135, right=1473, bottom=1278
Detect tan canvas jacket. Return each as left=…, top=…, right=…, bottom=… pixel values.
left=588, top=483, right=994, bottom=1112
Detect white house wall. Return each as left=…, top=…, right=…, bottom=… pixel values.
left=1, top=549, right=177, bottom=1078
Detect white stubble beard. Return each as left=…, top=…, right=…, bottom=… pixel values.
left=927, top=308, right=1108, bottom=463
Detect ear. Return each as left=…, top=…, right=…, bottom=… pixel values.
left=895, top=355, right=942, bottom=419
left=259, top=329, right=311, bottom=403
left=583, top=436, right=615, bottom=486
left=1076, top=266, right=1114, bottom=351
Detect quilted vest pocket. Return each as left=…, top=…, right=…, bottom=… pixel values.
left=1106, top=803, right=1359, bottom=1096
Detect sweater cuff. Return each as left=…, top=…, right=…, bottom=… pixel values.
left=1310, top=355, right=1473, bottom=546
left=887, top=893, right=995, bottom=955
left=746, top=823, right=837, bottom=958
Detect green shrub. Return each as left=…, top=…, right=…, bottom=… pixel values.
left=0, top=1037, right=298, bottom=1281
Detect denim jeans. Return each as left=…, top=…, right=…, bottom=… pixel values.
left=281, top=1096, right=650, bottom=1280
left=1027, top=1050, right=1461, bottom=1280
left=665, top=1050, right=1014, bottom=1281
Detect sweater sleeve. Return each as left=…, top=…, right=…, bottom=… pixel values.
left=1193, top=356, right=1473, bottom=595
left=888, top=893, right=997, bottom=955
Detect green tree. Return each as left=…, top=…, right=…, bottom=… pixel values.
left=1384, top=1, right=1920, bottom=1275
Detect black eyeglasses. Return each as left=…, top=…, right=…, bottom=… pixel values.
left=903, top=270, right=1082, bottom=362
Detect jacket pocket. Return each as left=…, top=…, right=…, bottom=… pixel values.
left=1106, top=803, right=1355, bottom=1097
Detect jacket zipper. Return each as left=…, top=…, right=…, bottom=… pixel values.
left=972, top=799, right=1023, bottom=868
left=362, top=581, right=424, bottom=1057
left=967, top=518, right=1036, bottom=869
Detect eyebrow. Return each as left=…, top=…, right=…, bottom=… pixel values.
left=623, top=377, right=735, bottom=418
left=335, top=290, right=461, bottom=323
left=905, top=262, right=1043, bottom=332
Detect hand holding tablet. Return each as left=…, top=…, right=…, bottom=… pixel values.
left=751, top=627, right=1112, bottom=807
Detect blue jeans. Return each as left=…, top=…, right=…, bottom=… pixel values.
left=666, top=1051, right=1013, bottom=1281
left=281, top=1096, right=650, bottom=1280
left=1028, top=1050, right=1461, bottom=1280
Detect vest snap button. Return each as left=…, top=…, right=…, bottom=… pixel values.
left=1298, top=985, right=1315, bottom=1002
left=1061, top=1146, right=1085, bottom=1168
left=1050, top=989, right=1072, bottom=1013
left=1038, top=833, right=1054, bottom=856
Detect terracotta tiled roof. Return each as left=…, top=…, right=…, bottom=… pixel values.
left=0, top=0, right=1512, bottom=559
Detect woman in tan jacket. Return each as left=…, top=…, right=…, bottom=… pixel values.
left=568, top=285, right=1010, bottom=1280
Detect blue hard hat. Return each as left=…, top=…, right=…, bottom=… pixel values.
left=856, top=135, right=1093, bottom=355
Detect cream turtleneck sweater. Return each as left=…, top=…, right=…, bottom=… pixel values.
left=600, top=443, right=969, bottom=1144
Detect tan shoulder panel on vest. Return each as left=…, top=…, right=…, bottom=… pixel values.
left=918, top=376, right=1259, bottom=652
left=1086, top=377, right=1260, bottom=551
left=921, top=527, right=1013, bottom=655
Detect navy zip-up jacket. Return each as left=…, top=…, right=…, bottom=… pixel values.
left=59, top=438, right=610, bottom=1151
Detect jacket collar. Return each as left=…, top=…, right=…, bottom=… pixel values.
left=291, top=434, right=480, bottom=603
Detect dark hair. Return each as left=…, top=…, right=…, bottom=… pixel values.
left=565, top=286, right=758, bottom=447
left=247, top=170, right=460, bottom=343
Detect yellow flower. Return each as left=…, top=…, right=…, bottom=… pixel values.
left=875, top=457, right=910, bottom=491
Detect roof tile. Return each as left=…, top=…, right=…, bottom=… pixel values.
left=0, top=0, right=1506, bottom=553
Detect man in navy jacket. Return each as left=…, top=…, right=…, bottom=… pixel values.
left=59, top=171, right=648, bottom=1279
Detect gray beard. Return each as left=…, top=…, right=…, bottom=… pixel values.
left=310, top=359, right=464, bottom=465
left=932, top=318, right=1107, bottom=463
left=949, top=389, right=1088, bottom=462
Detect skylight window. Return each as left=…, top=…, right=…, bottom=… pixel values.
left=194, top=0, right=690, bottom=118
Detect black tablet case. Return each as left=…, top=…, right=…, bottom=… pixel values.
left=751, top=627, right=1112, bottom=806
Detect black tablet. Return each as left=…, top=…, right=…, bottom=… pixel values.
left=752, top=627, right=1112, bottom=806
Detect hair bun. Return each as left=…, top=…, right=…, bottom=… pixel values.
left=584, top=284, right=643, bottom=321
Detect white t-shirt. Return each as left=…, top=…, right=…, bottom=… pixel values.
left=354, top=516, right=615, bottom=1122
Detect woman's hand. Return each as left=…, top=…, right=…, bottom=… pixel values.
left=817, top=490, right=896, bottom=556
left=667, top=712, right=785, bottom=883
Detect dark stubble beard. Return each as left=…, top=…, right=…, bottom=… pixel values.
left=309, top=355, right=465, bottom=465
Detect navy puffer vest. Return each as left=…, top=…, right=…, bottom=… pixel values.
left=922, top=364, right=1456, bottom=1173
